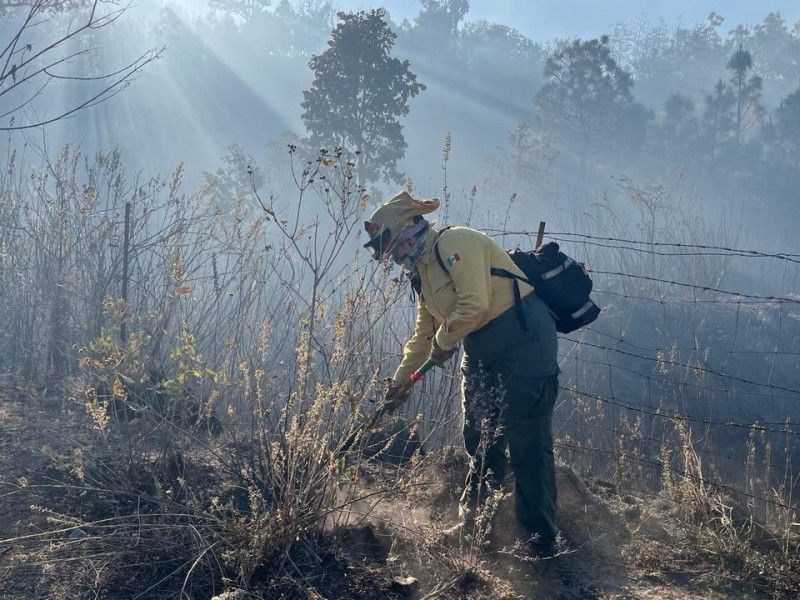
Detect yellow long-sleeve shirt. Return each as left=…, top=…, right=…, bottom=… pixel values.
left=393, top=226, right=535, bottom=382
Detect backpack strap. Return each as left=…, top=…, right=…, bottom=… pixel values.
left=489, top=268, right=531, bottom=332
left=409, top=273, right=421, bottom=303
left=434, top=230, right=530, bottom=333
left=432, top=226, right=452, bottom=274
left=407, top=228, right=451, bottom=303
left=490, top=267, right=534, bottom=287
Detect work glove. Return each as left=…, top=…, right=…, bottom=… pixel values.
left=383, top=377, right=412, bottom=412
left=430, top=337, right=458, bottom=368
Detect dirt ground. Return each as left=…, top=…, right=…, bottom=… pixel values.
left=0, top=387, right=793, bottom=599
left=333, top=455, right=755, bottom=600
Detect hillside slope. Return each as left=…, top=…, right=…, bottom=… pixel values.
left=1, top=387, right=797, bottom=599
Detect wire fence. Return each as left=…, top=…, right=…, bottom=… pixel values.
left=494, top=227, right=800, bottom=522
left=2, top=178, right=798, bottom=526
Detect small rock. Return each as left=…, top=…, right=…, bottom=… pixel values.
left=623, top=504, right=641, bottom=521
left=635, top=515, right=671, bottom=543
left=210, top=591, right=248, bottom=600
left=390, top=575, right=419, bottom=595
left=68, top=528, right=87, bottom=540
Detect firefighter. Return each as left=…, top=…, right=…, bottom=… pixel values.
left=364, top=191, right=561, bottom=555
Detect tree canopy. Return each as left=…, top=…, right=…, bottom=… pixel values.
left=534, top=36, right=640, bottom=169
left=300, top=9, right=425, bottom=186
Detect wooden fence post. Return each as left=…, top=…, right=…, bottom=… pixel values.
left=535, top=220, right=546, bottom=249
left=121, top=201, right=131, bottom=343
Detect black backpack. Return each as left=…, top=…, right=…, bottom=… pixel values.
left=434, top=233, right=600, bottom=334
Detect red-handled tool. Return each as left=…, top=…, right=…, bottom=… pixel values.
left=409, top=360, right=432, bottom=382
left=337, top=358, right=434, bottom=455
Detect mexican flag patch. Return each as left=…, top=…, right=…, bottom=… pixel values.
left=446, top=253, right=461, bottom=266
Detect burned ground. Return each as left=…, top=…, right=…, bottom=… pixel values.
left=1, top=386, right=798, bottom=599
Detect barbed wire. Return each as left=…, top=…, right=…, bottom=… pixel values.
left=574, top=326, right=798, bottom=356
left=5, top=211, right=800, bottom=512
left=482, top=229, right=800, bottom=262
left=560, top=419, right=796, bottom=482
left=555, top=442, right=798, bottom=512
left=592, top=287, right=797, bottom=306
left=548, top=232, right=800, bottom=260
left=592, top=270, right=800, bottom=305
left=560, top=386, right=800, bottom=437
left=558, top=342, right=800, bottom=396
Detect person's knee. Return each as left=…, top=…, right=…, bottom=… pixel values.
left=506, top=432, right=554, bottom=462
left=462, top=428, right=482, bottom=455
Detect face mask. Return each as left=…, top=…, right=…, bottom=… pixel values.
left=394, top=229, right=429, bottom=271
left=363, top=224, right=393, bottom=261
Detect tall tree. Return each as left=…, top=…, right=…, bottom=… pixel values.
left=301, top=9, right=425, bottom=185
left=415, top=0, right=469, bottom=39
left=726, top=45, right=764, bottom=146
left=660, top=93, right=698, bottom=166
left=395, top=0, right=467, bottom=76
left=209, top=0, right=336, bottom=56
left=772, top=87, right=800, bottom=169
left=700, top=78, right=735, bottom=176
left=614, top=13, right=728, bottom=108
left=749, top=12, right=799, bottom=85
left=461, top=20, right=543, bottom=82
left=534, top=36, right=637, bottom=172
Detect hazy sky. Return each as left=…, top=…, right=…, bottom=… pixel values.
left=334, top=0, right=800, bottom=42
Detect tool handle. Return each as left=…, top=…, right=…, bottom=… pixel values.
left=337, top=359, right=435, bottom=456
left=409, top=358, right=435, bottom=383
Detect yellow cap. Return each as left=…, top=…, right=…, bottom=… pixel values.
left=363, top=191, right=439, bottom=258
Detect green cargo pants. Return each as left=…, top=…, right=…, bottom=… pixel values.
left=460, top=291, right=560, bottom=545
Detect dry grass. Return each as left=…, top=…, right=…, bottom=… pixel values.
left=1, top=142, right=798, bottom=599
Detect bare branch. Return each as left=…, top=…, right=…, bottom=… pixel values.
left=0, top=0, right=161, bottom=130
left=0, top=0, right=94, bottom=18
left=0, top=47, right=96, bottom=97
left=3, top=45, right=163, bottom=130
left=0, top=75, right=50, bottom=120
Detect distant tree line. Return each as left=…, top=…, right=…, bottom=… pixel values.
left=3, top=1, right=798, bottom=207
left=286, top=5, right=800, bottom=206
